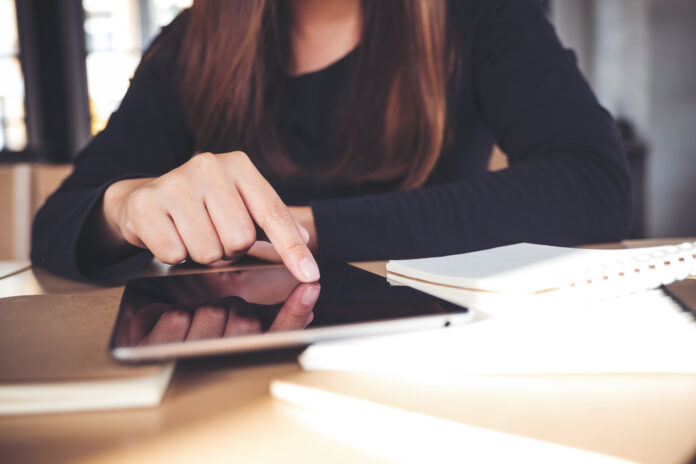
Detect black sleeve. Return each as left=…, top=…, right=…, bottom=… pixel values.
left=310, top=0, right=632, bottom=262
left=31, top=14, right=195, bottom=282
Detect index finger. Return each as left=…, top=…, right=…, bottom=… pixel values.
left=232, top=158, right=319, bottom=282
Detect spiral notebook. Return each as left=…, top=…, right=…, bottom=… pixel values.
left=385, top=242, right=696, bottom=311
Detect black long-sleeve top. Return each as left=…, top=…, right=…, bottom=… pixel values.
left=31, top=0, right=632, bottom=282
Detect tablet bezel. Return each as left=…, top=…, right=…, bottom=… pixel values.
left=109, top=264, right=475, bottom=363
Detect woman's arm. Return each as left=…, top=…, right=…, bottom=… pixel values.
left=307, top=0, right=632, bottom=262
left=31, top=16, right=193, bottom=281
left=32, top=13, right=318, bottom=283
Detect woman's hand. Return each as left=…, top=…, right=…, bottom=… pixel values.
left=101, top=151, right=320, bottom=282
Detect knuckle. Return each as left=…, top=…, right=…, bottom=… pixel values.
left=222, top=226, right=256, bottom=257
left=161, top=309, right=190, bottom=326
left=191, top=245, right=223, bottom=265
left=123, top=219, right=139, bottom=238
left=263, top=201, right=292, bottom=226
left=195, top=306, right=225, bottom=319
left=283, top=239, right=309, bottom=258
left=156, top=239, right=187, bottom=263
left=185, top=152, right=228, bottom=185
left=157, top=248, right=187, bottom=265
left=230, top=151, right=250, bottom=164
left=222, top=151, right=252, bottom=175
left=163, top=171, right=189, bottom=192
left=239, top=234, right=256, bottom=251
left=237, top=224, right=257, bottom=246
left=128, top=188, right=151, bottom=213
left=226, top=234, right=255, bottom=255
left=191, top=152, right=216, bottom=168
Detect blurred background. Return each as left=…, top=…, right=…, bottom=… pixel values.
left=0, top=0, right=694, bottom=260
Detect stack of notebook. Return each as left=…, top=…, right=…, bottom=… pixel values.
left=294, top=242, right=696, bottom=375
left=271, top=242, right=696, bottom=462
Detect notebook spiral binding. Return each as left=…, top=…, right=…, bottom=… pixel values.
left=563, top=242, right=696, bottom=299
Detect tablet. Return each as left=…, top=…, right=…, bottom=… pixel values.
left=109, top=263, right=475, bottom=362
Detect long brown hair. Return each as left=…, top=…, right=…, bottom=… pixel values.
left=178, top=0, right=453, bottom=190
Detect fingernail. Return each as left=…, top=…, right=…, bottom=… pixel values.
left=301, top=284, right=321, bottom=305
left=299, top=257, right=320, bottom=282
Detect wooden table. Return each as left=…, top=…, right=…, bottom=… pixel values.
left=1, top=241, right=695, bottom=464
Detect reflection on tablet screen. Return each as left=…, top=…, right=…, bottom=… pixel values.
left=112, top=263, right=468, bottom=349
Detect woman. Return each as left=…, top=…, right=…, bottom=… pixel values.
left=31, top=0, right=632, bottom=283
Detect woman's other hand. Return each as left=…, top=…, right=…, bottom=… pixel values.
left=101, top=151, right=320, bottom=282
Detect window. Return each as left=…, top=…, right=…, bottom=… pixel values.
left=0, top=0, right=27, bottom=152
left=83, top=0, right=192, bottom=134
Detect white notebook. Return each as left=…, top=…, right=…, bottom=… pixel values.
left=299, top=288, right=696, bottom=375
left=386, top=242, right=696, bottom=295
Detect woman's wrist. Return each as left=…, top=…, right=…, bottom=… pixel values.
left=77, top=178, right=153, bottom=271
left=89, top=177, right=153, bottom=261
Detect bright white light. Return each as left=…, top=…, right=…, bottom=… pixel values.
left=271, top=380, right=632, bottom=464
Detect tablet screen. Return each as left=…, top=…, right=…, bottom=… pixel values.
left=110, top=263, right=470, bottom=360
